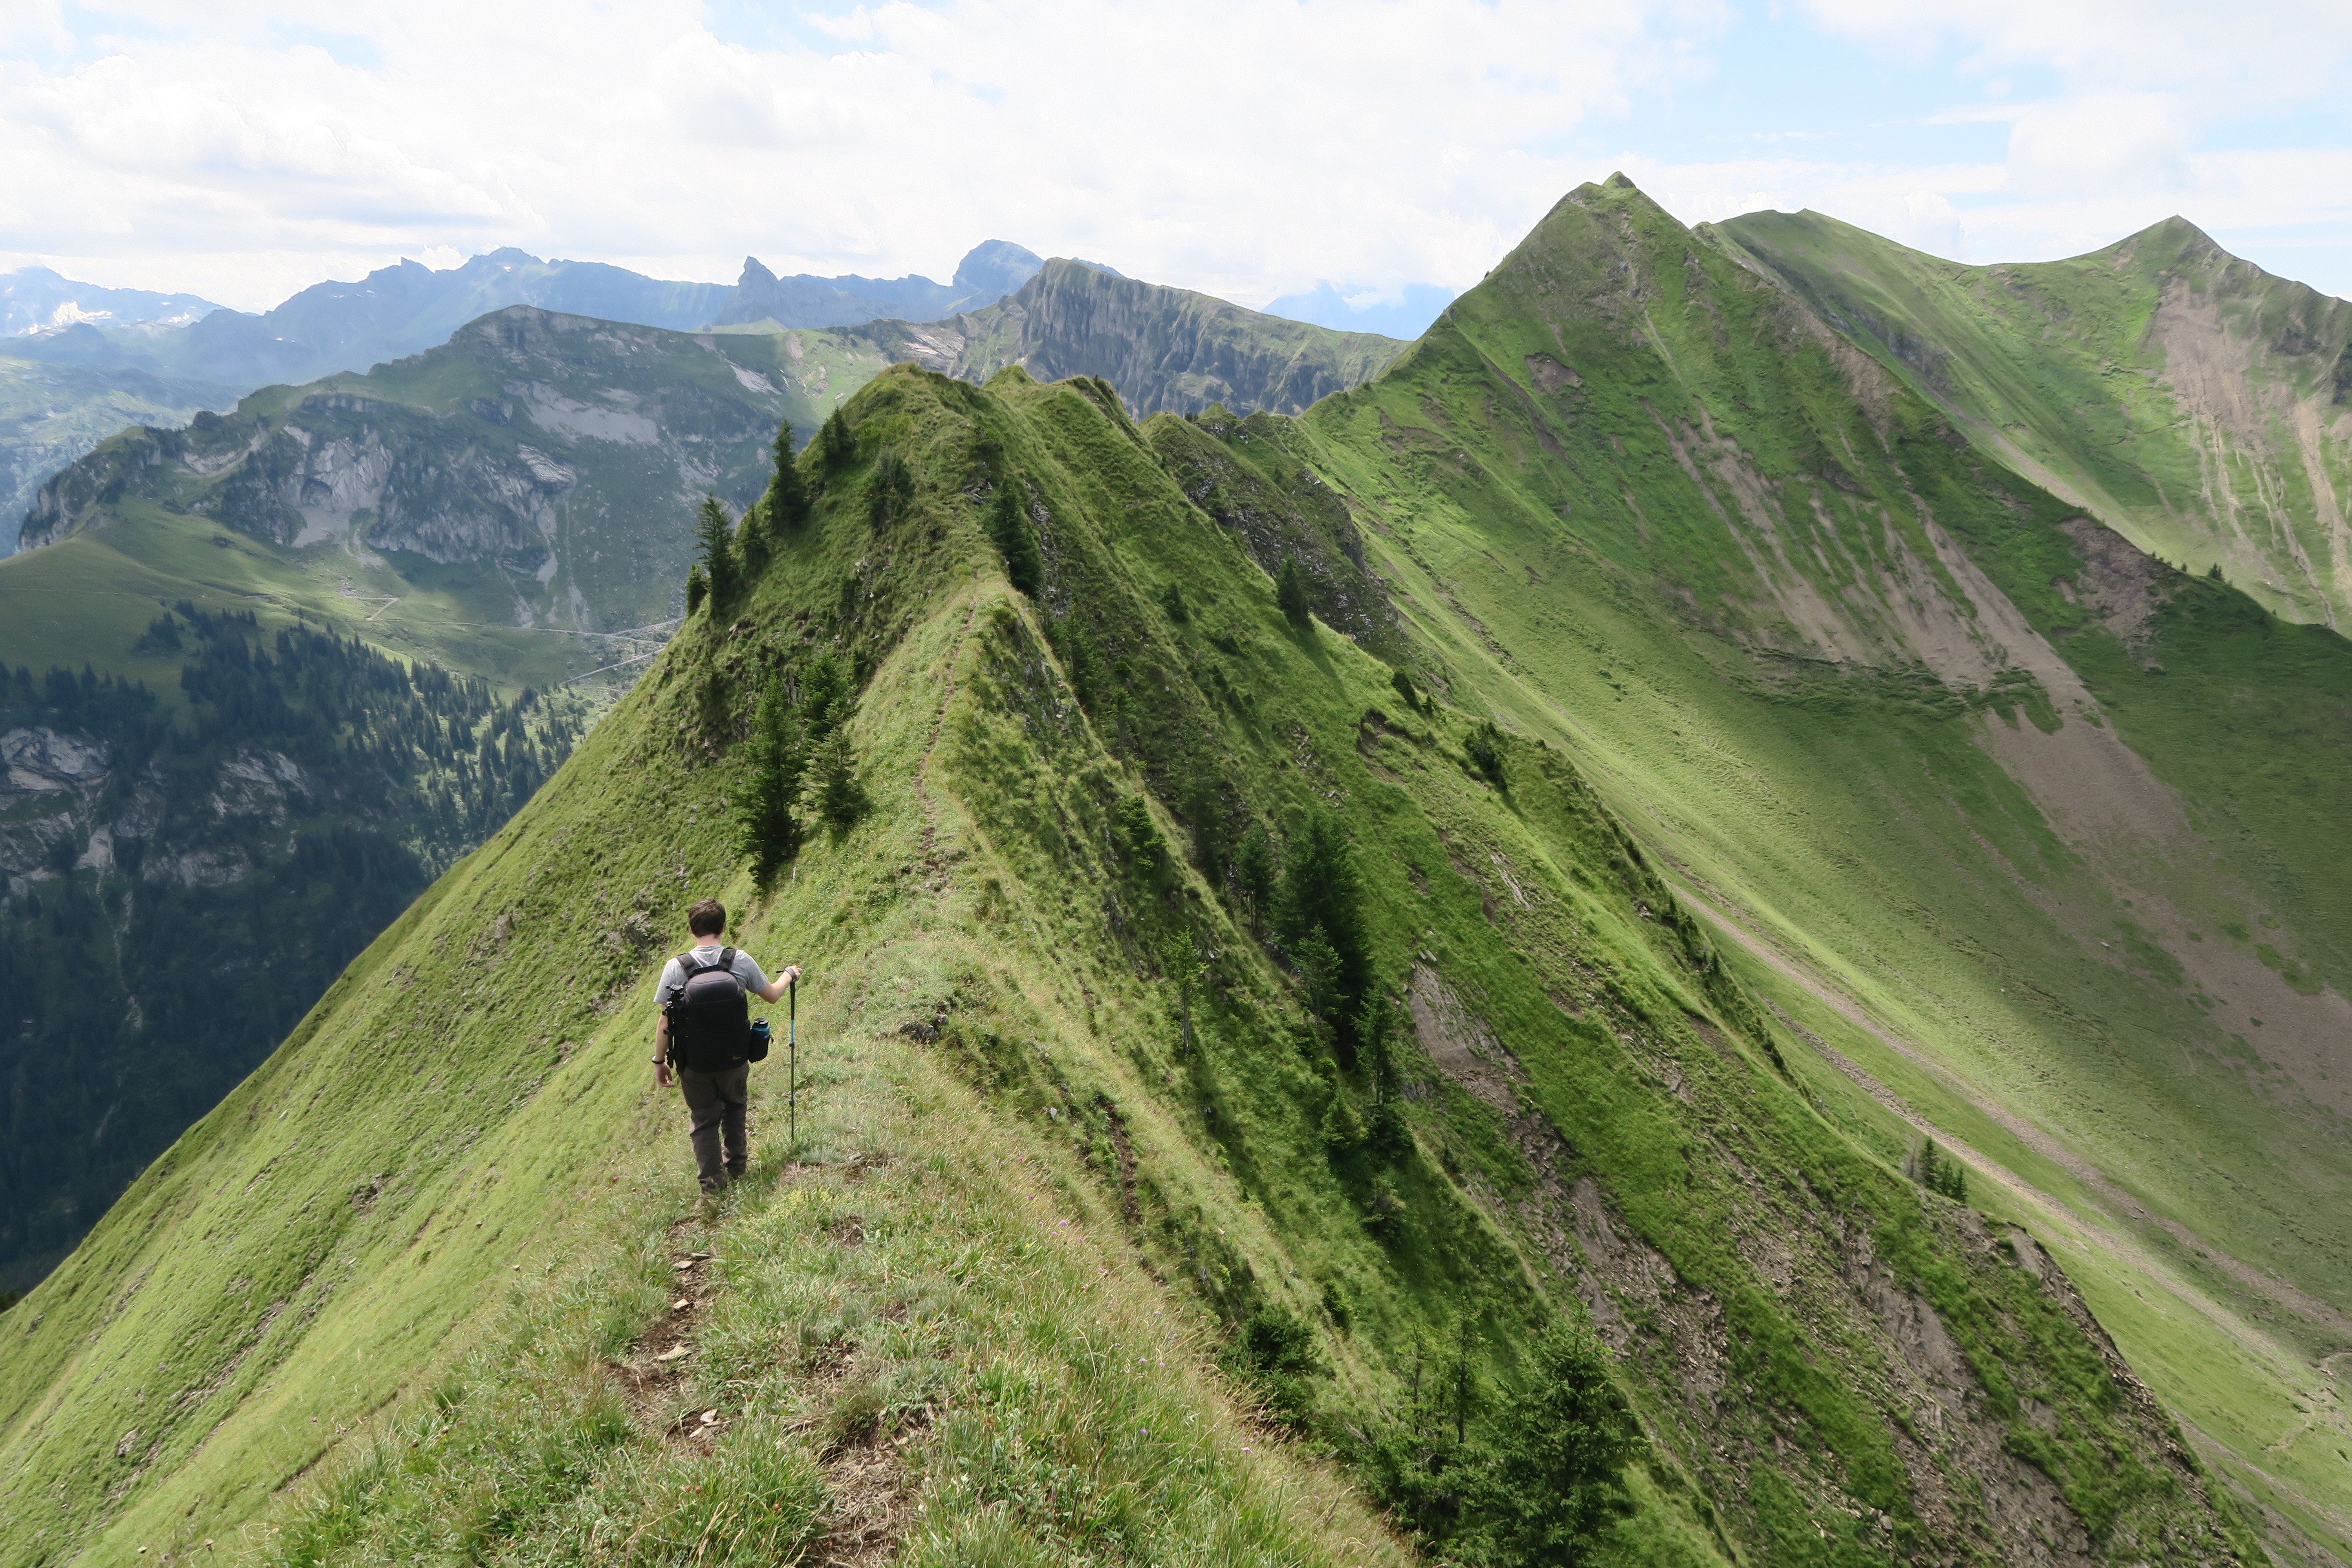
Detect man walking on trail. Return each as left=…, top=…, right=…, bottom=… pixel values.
left=654, top=898, right=800, bottom=1194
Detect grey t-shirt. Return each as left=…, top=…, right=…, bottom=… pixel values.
left=657, top=945, right=769, bottom=1008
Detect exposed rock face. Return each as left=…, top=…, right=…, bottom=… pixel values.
left=16, top=308, right=795, bottom=630
left=1, top=726, right=109, bottom=799
left=867, top=259, right=1407, bottom=419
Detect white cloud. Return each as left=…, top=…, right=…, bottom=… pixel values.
left=0, top=0, right=2348, bottom=312
left=0, top=0, right=1721, bottom=308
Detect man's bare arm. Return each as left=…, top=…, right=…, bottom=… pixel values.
left=652, top=1014, right=673, bottom=1087
left=754, top=965, right=802, bottom=1004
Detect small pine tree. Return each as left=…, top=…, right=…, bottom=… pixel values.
left=1466, top=720, right=1509, bottom=790
left=814, top=407, right=854, bottom=472
left=1294, top=922, right=1343, bottom=1035
left=1390, top=666, right=1425, bottom=714
left=735, top=680, right=805, bottom=885
left=1918, top=1138, right=1968, bottom=1203
left=810, top=726, right=868, bottom=832
left=1276, top=556, right=1313, bottom=631
left=768, top=420, right=812, bottom=532
left=1358, top=990, right=1400, bottom=1103
left=684, top=564, right=708, bottom=617
left=693, top=496, right=739, bottom=611
left=1274, top=810, right=1369, bottom=1036
left=799, top=649, right=850, bottom=742
left=869, top=447, right=914, bottom=530
left=737, top=499, right=774, bottom=580
left=989, top=479, right=1044, bottom=598
left=792, top=648, right=865, bottom=832
left=1234, top=822, right=1277, bottom=930
left=1182, top=769, right=1228, bottom=886
left=1468, top=1320, right=1640, bottom=1565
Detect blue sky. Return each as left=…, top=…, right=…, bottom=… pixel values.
left=2, top=0, right=2347, bottom=333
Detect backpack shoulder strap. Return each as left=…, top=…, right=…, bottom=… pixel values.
left=718, top=947, right=736, bottom=971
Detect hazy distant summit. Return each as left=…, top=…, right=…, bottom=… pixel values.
left=710, top=239, right=1043, bottom=329
left=0, top=266, right=222, bottom=337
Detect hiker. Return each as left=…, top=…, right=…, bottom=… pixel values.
left=653, top=898, right=800, bottom=1193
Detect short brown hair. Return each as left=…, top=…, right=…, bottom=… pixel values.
left=687, top=898, right=726, bottom=937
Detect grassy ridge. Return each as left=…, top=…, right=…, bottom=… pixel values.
left=2, top=357, right=2252, bottom=1566
left=1717, top=208, right=2352, bottom=631
left=1289, top=177, right=2350, bottom=1559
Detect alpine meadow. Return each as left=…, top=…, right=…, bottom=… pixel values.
left=0, top=175, right=2346, bottom=1568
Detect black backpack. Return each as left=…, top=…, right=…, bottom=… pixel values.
left=666, top=949, right=750, bottom=1072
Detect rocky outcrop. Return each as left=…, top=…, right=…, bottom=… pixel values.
left=17, top=308, right=790, bottom=625
left=864, top=259, right=1408, bottom=419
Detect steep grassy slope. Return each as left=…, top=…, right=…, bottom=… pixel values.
left=1281, top=176, right=2351, bottom=1563
left=0, top=362, right=2251, bottom=1568
left=840, top=259, right=1408, bottom=417
left=0, top=277, right=1409, bottom=1295
left=0, top=307, right=855, bottom=1289
left=1717, top=209, right=2352, bottom=631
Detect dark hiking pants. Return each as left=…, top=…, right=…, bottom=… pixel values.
left=677, top=1062, right=750, bottom=1192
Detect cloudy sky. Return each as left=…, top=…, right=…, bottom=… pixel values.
left=3, top=0, right=2349, bottom=330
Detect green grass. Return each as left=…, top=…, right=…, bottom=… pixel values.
left=0, top=196, right=2315, bottom=1568
left=1717, top=208, right=2352, bottom=631
left=1283, top=177, right=2350, bottom=1564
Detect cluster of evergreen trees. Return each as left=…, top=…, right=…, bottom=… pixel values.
left=150, top=606, right=577, bottom=852
left=734, top=648, right=867, bottom=884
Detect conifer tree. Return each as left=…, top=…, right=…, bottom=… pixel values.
left=1275, top=809, right=1370, bottom=1040
left=768, top=420, right=812, bottom=531
left=989, top=478, right=1044, bottom=598
left=1467, top=1321, right=1638, bottom=1565
left=737, top=500, right=774, bottom=580
left=1277, top=556, right=1313, bottom=631
left=814, top=407, right=854, bottom=472
left=1234, top=822, right=1277, bottom=931
left=693, top=496, right=739, bottom=612
left=735, top=679, right=805, bottom=885
left=870, top=447, right=915, bottom=530
left=796, top=649, right=866, bottom=832
left=1466, top=720, right=1509, bottom=790
left=685, top=564, right=708, bottom=617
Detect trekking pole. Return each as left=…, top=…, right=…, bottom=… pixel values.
left=787, top=977, right=798, bottom=1157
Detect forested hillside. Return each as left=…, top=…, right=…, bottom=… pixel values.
left=0, top=608, right=580, bottom=1289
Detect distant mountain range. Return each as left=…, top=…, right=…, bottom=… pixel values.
left=0, top=266, right=221, bottom=336
left=843, top=257, right=1406, bottom=417
left=712, top=238, right=1042, bottom=329
left=0, top=242, right=1047, bottom=552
